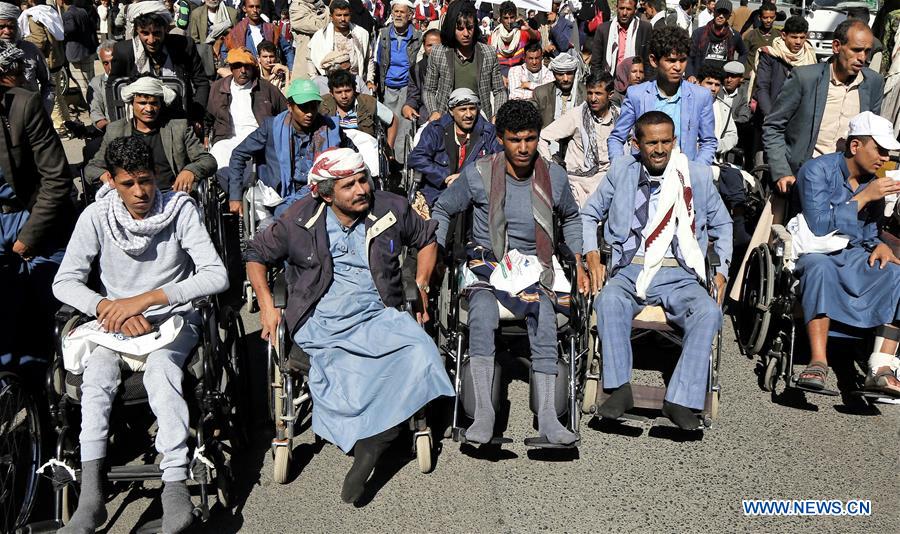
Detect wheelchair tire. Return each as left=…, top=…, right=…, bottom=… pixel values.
left=0, top=373, right=41, bottom=532
left=273, top=444, right=291, bottom=484
left=581, top=376, right=598, bottom=415
left=737, top=245, right=774, bottom=356
left=415, top=433, right=432, bottom=474
left=710, top=390, right=719, bottom=420
left=763, top=354, right=780, bottom=392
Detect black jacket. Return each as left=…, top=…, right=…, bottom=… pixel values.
left=754, top=52, right=791, bottom=117
left=590, top=19, right=652, bottom=75
left=404, top=57, right=428, bottom=126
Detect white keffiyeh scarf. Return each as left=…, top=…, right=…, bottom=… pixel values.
left=635, top=149, right=706, bottom=298
left=492, top=25, right=521, bottom=56
left=604, top=18, right=638, bottom=75
left=95, top=183, right=194, bottom=256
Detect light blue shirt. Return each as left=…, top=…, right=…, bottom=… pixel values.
left=654, top=85, right=682, bottom=144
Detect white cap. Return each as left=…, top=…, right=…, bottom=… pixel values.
left=848, top=111, right=900, bottom=150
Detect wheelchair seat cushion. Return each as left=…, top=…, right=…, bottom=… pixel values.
left=632, top=306, right=674, bottom=332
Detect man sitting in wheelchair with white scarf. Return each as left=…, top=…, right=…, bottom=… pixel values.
left=581, top=111, right=732, bottom=430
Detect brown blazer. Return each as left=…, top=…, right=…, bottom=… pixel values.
left=205, top=76, right=288, bottom=145
left=531, top=82, right=585, bottom=128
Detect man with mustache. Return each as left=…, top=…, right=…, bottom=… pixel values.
left=245, top=148, right=453, bottom=504
left=581, top=111, right=732, bottom=430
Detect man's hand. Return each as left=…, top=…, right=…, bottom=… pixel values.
left=95, top=119, right=109, bottom=130
left=428, top=111, right=441, bottom=122
left=402, top=105, right=419, bottom=120
left=173, top=170, right=196, bottom=193
left=259, top=302, right=281, bottom=345
left=859, top=177, right=900, bottom=205
left=868, top=243, right=900, bottom=269
left=416, top=286, right=430, bottom=325
left=367, top=81, right=376, bottom=92
left=12, top=240, right=33, bottom=260
left=97, top=294, right=153, bottom=333
left=544, top=44, right=556, bottom=54
left=120, top=315, right=153, bottom=337
left=216, top=66, right=231, bottom=78
left=713, top=273, right=727, bottom=306
left=228, top=200, right=243, bottom=216
left=272, top=64, right=289, bottom=77
left=99, top=171, right=112, bottom=184
left=585, top=250, right=606, bottom=295
left=687, top=76, right=698, bottom=84
left=776, top=175, right=796, bottom=194
left=520, top=81, right=532, bottom=90
left=576, top=261, right=590, bottom=295
left=444, top=173, right=460, bottom=186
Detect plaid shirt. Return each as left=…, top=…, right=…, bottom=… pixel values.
left=423, top=43, right=508, bottom=119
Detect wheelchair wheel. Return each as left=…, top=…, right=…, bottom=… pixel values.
left=737, top=245, right=775, bottom=356
left=581, top=376, right=598, bottom=415
left=415, top=433, right=432, bottom=474
left=273, top=444, right=291, bottom=484
left=220, top=307, right=249, bottom=450
left=762, top=354, right=780, bottom=392
left=0, top=373, right=41, bottom=532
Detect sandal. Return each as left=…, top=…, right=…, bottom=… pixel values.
left=864, top=368, right=900, bottom=398
left=797, top=362, right=828, bottom=390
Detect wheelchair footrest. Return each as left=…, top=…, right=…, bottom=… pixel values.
left=850, top=390, right=900, bottom=404
left=454, top=428, right=513, bottom=445
left=17, top=519, right=64, bottom=533
left=107, top=464, right=162, bottom=482
left=523, top=435, right=580, bottom=449
left=787, top=376, right=840, bottom=397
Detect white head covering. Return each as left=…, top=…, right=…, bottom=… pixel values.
left=127, top=0, right=174, bottom=24
left=447, top=88, right=479, bottom=109
left=0, top=3, right=20, bottom=22
left=549, top=52, right=578, bottom=73
left=308, top=148, right=368, bottom=198
left=391, top=0, right=415, bottom=8
left=122, top=76, right=177, bottom=105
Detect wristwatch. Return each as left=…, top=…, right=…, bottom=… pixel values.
left=416, top=282, right=430, bottom=294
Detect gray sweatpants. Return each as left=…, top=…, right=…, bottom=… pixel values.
left=383, top=85, right=411, bottom=164
left=78, top=314, right=200, bottom=482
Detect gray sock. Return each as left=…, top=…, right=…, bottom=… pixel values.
left=465, top=357, right=495, bottom=444
left=161, top=480, right=194, bottom=534
left=59, top=459, right=107, bottom=534
left=534, top=373, right=578, bottom=445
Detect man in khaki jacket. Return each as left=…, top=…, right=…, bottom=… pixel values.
left=289, top=0, right=328, bottom=79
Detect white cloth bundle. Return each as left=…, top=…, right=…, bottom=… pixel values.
left=785, top=214, right=850, bottom=261
left=62, top=315, right=185, bottom=374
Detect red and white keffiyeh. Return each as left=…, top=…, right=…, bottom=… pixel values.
left=635, top=149, right=706, bottom=298
left=308, top=148, right=368, bottom=197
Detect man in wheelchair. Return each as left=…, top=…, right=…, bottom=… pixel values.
left=244, top=148, right=453, bottom=504
left=52, top=137, right=229, bottom=533
left=431, top=100, right=589, bottom=446
left=582, top=111, right=732, bottom=430
left=85, top=76, right=217, bottom=193
left=793, top=112, right=900, bottom=397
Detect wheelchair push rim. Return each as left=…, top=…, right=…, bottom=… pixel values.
left=0, top=372, right=42, bottom=532
left=737, top=244, right=775, bottom=356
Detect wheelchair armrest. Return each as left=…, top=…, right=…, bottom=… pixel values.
left=771, top=224, right=793, bottom=260
left=55, top=304, right=81, bottom=324
left=556, top=242, right=577, bottom=264
left=707, top=247, right=721, bottom=268
left=272, top=272, right=288, bottom=309
left=595, top=222, right=612, bottom=265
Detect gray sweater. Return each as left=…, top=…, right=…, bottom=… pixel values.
left=432, top=160, right=583, bottom=255
left=52, top=200, right=229, bottom=322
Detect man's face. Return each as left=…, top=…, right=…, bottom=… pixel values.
left=392, top=5, right=411, bottom=30
left=760, top=9, right=776, bottom=31
left=258, top=50, right=277, bottom=70
left=713, top=9, right=729, bottom=27
left=548, top=3, right=560, bottom=23
left=450, top=103, right=478, bottom=131
left=651, top=52, right=687, bottom=84
left=455, top=16, right=474, bottom=48
left=700, top=76, right=721, bottom=97
left=132, top=94, right=161, bottom=125
left=586, top=83, right=610, bottom=113
left=137, top=24, right=166, bottom=54
left=289, top=100, right=319, bottom=129
left=244, top=0, right=262, bottom=23
left=629, top=62, right=644, bottom=84
left=617, top=0, right=636, bottom=27
left=833, top=26, right=873, bottom=76
left=423, top=33, right=441, bottom=56
left=205, top=0, right=220, bottom=9
left=331, top=84, right=356, bottom=110
left=112, top=168, right=158, bottom=219
left=851, top=137, right=889, bottom=175
left=724, top=73, right=741, bottom=92
left=331, top=7, right=351, bottom=31
left=230, top=62, right=256, bottom=85
left=501, top=12, right=516, bottom=31
left=634, top=122, right=676, bottom=175
left=554, top=70, right=575, bottom=92
left=326, top=173, right=372, bottom=218
left=499, top=129, right=539, bottom=170
left=706, top=0, right=716, bottom=12
left=783, top=32, right=807, bottom=54
left=0, top=18, right=17, bottom=42
left=99, top=48, right=113, bottom=75
left=524, top=49, right=543, bottom=72
left=644, top=3, right=657, bottom=18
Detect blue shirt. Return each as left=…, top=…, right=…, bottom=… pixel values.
left=654, top=85, right=682, bottom=142
left=385, top=26, right=412, bottom=88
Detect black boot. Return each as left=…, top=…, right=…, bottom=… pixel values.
left=597, top=383, right=633, bottom=420
left=341, top=426, right=400, bottom=504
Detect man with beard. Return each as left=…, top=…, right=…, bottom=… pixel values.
left=85, top=76, right=216, bottom=193
left=508, top=42, right=553, bottom=100
left=374, top=0, right=421, bottom=110
left=245, top=147, right=453, bottom=504
left=188, top=0, right=238, bottom=76
left=687, top=0, right=747, bottom=79
left=741, top=2, right=779, bottom=77
left=402, top=28, right=440, bottom=126
left=224, top=0, right=293, bottom=66
left=489, top=1, right=540, bottom=79
left=538, top=71, right=619, bottom=206
left=591, top=0, right=652, bottom=76
left=431, top=99, right=589, bottom=447
left=308, top=0, right=375, bottom=91
left=408, top=88, right=502, bottom=210
left=582, top=111, right=731, bottom=430
left=532, top=52, right=584, bottom=128
left=0, top=3, right=52, bottom=114
left=109, top=3, right=210, bottom=123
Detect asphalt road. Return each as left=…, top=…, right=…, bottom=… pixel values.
left=52, top=135, right=899, bottom=534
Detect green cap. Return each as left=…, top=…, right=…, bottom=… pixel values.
left=286, top=79, right=323, bottom=105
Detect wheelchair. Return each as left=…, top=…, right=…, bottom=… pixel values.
left=42, top=293, right=247, bottom=529
left=105, top=76, right=188, bottom=122
left=435, top=213, right=592, bottom=448
left=265, top=274, right=436, bottom=483
left=582, top=222, right=724, bottom=428
left=0, top=371, right=42, bottom=532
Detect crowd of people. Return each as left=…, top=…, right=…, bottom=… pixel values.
left=2, top=0, right=900, bottom=531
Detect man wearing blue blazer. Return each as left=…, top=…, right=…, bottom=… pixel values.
left=607, top=26, right=717, bottom=165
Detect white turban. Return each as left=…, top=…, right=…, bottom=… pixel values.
left=122, top=76, right=177, bottom=105
left=447, top=88, right=479, bottom=109
left=127, top=0, right=174, bottom=24
left=308, top=148, right=368, bottom=198
left=0, top=3, right=20, bottom=22
left=391, top=0, right=415, bottom=8
left=549, top=52, right=578, bottom=73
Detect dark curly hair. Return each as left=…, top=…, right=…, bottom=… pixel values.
left=327, top=69, right=356, bottom=91
left=133, top=13, right=170, bottom=33
left=647, top=25, right=691, bottom=61
left=441, top=1, right=480, bottom=49
left=697, top=63, right=724, bottom=84
left=635, top=110, right=675, bottom=141
left=105, top=136, right=154, bottom=176
left=584, top=70, right=615, bottom=94
left=495, top=100, right=542, bottom=136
